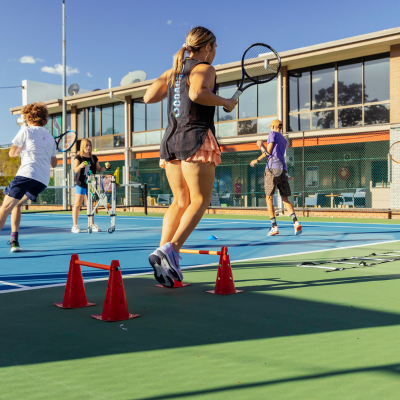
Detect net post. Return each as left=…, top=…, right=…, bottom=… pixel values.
left=144, top=183, right=148, bottom=215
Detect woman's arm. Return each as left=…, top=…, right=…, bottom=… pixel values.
left=96, top=161, right=111, bottom=173
left=144, top=70, right=170, bottom=104
left=74, top=158, right=86, bottom=173
left=188, top=64, right=237, bottom=111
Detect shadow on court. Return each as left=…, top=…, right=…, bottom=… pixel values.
left=1, top=261, right=400, bottom=369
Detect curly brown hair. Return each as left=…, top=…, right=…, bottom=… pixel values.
left=21, top=102, right=49, bottom=127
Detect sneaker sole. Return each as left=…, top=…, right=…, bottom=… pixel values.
left=148, top=253, right=174, bottom=288
left=295, top=227, right=303, bottom=235
left=267, top=232, right=279, bottom=236
left=11, top=248, right=22, bottom=252
left=158, top=249, right=183, bottom=282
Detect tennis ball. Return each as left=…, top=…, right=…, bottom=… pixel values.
left=83, top=161, right=89, bottom=166
left=105, top=162, right=110, bottom=168
left=94, top=148, right=97, bottom=152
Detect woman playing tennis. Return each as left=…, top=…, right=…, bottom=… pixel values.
left=144, top=26, right=237, bottom=287
left=71, top=138, right=111, bottom=233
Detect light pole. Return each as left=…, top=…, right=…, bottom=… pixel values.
left=62, top=0, right=68, bottom=210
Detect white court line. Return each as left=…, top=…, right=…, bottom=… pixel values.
left=1, top=239, right=399, bottom=294
left=0, top=280, right=29, bottom=288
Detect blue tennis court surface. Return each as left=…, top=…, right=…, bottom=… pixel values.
left=1, top=214, right=400, bottom=292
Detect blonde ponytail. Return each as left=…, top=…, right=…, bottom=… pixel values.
left=169, top=46, right=187, bottom=87
left=169, top=26, right=216, bottom=87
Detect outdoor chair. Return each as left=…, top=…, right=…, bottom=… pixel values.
left=305, top=193, right=328, bottom=207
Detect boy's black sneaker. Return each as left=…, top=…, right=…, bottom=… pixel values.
left=9, top=240, right=22, bottom=253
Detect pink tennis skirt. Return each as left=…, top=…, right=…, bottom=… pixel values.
left=160, top=129, right=221, bottom=169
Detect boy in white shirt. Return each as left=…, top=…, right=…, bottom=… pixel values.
left=0, top=102, right=58, bottom=252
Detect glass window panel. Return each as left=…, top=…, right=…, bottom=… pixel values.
left=52, top=114, right=62, bottom=137
left=312, top=110, right=335, bottom=130
left=147, top=102, right=160, bottom=131
left=100, top=135, right=113, bottom=149
left=94, top=106, right=101, bottom=137
left=45, top=116, right=52, bottom=133
left=289, top=69, right=310, bottom=112
left=92, top=137, right=100, bottom=151
left=239, top=81, right=257, bottom=119
left=338, top=58, right=362, bottom=106
left=147, top=130, right=161, bottom=145
left=338, top=107, right=362, bottom=127
left=162, top=98, right=168, bottom=128
left=133, top=101, right=145, bottom=132
left=161, top=129, right=166, bottom=137
left=88, top=107, right=94, bottom=137
left=114, top=103, right=124, bottom=135
left=364, top=103, right=390, bottom=125
left=217, top=82, right=237, bottom=121
left=364, top=53, right=390, bottom=103
left=258, top=78, right=277, bottom=116
left=312, top=64, right=335, bottom=110
left=132, top=132, right=146, bottom=146
left=114, top=134, right=125, bottom=148
left=238, top=119, right=257, bottom=135
left=258, top=116, right=278, bottom=133
left=289, top=113, right=310, bottom=132
left=102, top=104, right=113, bottom=135
left=217, top=121, right=237, bottom=138
left=77, top=109, right=87, bottom=139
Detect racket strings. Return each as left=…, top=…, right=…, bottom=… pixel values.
left=243, top=45, right=280, bottom=82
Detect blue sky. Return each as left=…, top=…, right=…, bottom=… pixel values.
left=1, top=0, right=399, bottom=144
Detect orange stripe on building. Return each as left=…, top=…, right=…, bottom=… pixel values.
left=135, top=151, right=160, bottom=159
left=291, top=131, right=389, bottom=148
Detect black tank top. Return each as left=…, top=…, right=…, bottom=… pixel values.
left=160, top=59, right=218, bottom=161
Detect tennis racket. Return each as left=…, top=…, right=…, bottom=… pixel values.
left=389, top=141, right=400, bottom=164
left=54, top=130, right=77, bottom=152
left=223, top=43, right=281, bottom=112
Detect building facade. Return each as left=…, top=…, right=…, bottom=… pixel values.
left=10, top=27, right=400, bottom=216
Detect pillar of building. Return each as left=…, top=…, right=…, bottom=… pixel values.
left=281, top=66, right=288, bottom=133
left=390, top=44, right=400, bottom=209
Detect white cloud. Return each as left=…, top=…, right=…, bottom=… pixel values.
left=36, top=58, right=44, bottom=62
left=167, top=20, right=172, bottom=24
left=20, top=56, right=36, bottom=64
left=41, top=64, right=79, bottom=76
left=87, top=72, right=92, bottom=77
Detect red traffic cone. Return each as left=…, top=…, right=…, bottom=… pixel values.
left=156, top=279, right=191, bottom=289
left=92, top=260, right=140, bottom=321
left=207, top=247, right=244, bottom=295
left=54, top=254, right=96, bottom=308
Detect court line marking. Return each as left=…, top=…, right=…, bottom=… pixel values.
left=1, top=239, right=399, bottom=294
left=24, top=213, right=400, bottom=226
left=0, top=280, right=29, bottom=288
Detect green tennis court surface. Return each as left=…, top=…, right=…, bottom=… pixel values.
left=2, top=235, right=400, bottom=399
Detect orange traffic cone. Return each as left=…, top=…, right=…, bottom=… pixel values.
left=207, top=247, right=244, bottom=295
left=54, top=254, right=96, bottom=308
left=92, top=260, right=140, bottom=321
left=155, top=279, right=191, bottom=289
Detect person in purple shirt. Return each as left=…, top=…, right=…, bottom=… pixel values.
left=250, top=119, right=302, bottom=236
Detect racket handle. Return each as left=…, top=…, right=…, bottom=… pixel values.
left=223, top=90, right=243, bottom=113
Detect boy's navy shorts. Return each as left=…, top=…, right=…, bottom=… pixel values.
left=3, top=176, right=47, bottom=202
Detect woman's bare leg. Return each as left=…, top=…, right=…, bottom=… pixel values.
left=170, top=161, right=215, bottom=250
left=72, top=194, right=86, bottom=226
left=160, top=161, right=190, bottom=246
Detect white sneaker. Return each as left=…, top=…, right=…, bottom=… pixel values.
left=267, top=226, right=279, bottom=236
left=294, top=221, right=303, bottom=235
left=71, top=225, right=81, bottom=233
left=91, top=224, right=102, bottom=232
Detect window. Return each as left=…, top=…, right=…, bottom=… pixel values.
left=288, top=53, right=390, bottom=132
left=147, top=103, right=160, bottom=131
left=258, top=78, right=277, bottom=116
left=312, top=64, right=335, bottom=109
left=133, top=101, right=146, bottom=132
left=76, top=103, right=125, bottom=148
left=217, top=83, right=237, bottom=122
left=239, top=80, right=257, bottom=119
